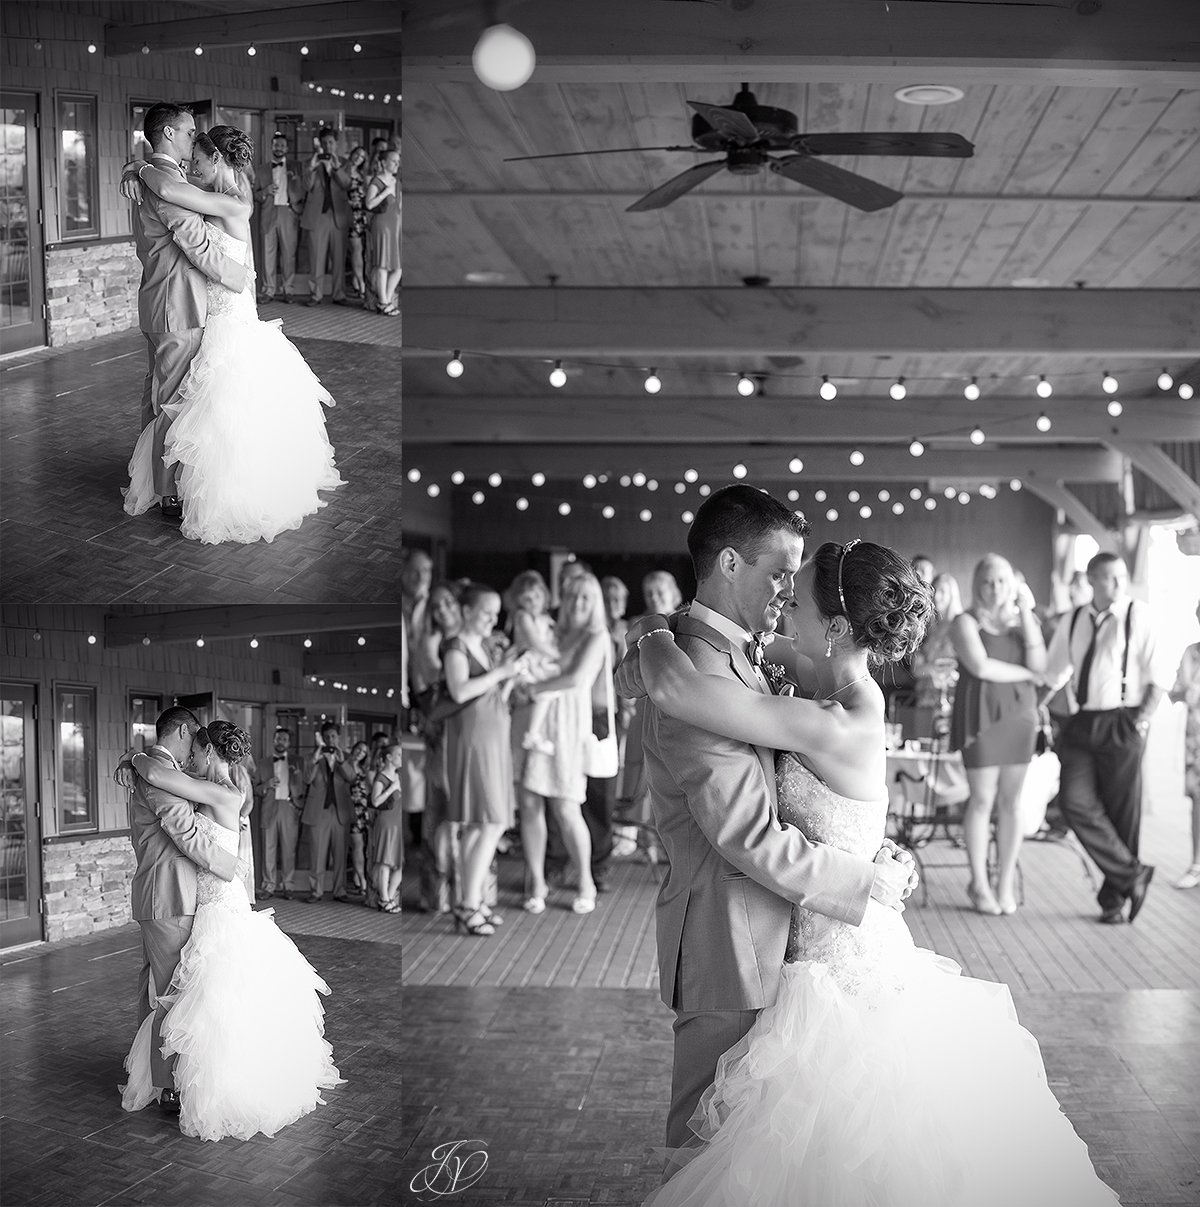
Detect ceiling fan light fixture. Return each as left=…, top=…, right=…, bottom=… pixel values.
left=894, top=84, right=964, bottom=106
left=472, top=23, right=535, bottom=92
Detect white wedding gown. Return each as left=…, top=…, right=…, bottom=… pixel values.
left=645, top=753, right=1119, bottom=1207
left=121, top=812, right=343, bottom=1141
left=123, top=223, right=345, bottom=544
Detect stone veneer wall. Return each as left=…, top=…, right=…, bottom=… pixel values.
left=41, top=836, right=136, bottom=942
left=46, top=240, right=139, bottom=347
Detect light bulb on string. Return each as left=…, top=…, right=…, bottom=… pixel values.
left=87, top=42, right=97, bottom=53
left=558, top=502, right=571, bottom=516
left=357, top=635, right=366, bottom=646
left=247, top=44, right=257, bottom=56
left=859, top=505, right=872, bottom=519
left=304, top=636, right=313, bottom=649
left=446, top=351, right=464, bottom=378
left=819, top=375, right=837, bottom=401
left=964, top=376, right=981, bottom=401
left=1180, top=383, right=1194, bottom=400
left=878, top=489, right=890, bottom=502
left=602, top=505, right=615, bottom=519
left=194, top=44, right=203, bottom=55
left=1107, top=399, right=1123, bottom=417
left=826, top=508, right=839, bottom=522
left=406, top=467, right=421, bottom=483
left=674, top=482, right=686, bottom=494
left=141, top=635, right=150, bottom=646
left=909, top=438, right=925, bottom=457
left=814, top=489, right=827, bottom=503
left=1010, top=479, right=1022, bottom=491
left=531, top=472, right=546, bottom=487
left=849, top=449, right=865, bottom=467
left=249, top=636, right=259, bottom=649
left=632, top=471, right=646, bottom=487
left=516, top=497, right=529, bottom=511
left=732, top=463, right=748, bottom=479
left=87, top=632, right=97, bottom=645
left=472, top=23, right=536, bottom=91
left=1102, top=371, right=1118, bottom=394
left=643, top=368, right=661, bottom=394
left=619, top=475, right=631, bottom=487
left=958, top=492, right=971, bottom=505
left=353, top=41, right=363, bottom=52
left=684, top=468, right=698, bottom=483
left=582, top=474, right=597, bottom=489
left=472, top=491, right=485, bottom=505
left=789, top=457, right=804, bottom=474
left=909, top=487, right=922, bottom=500
left=196, top=636, right=205, bottom=648
left=892, top=502, right=905, bottom=515
left=698, top=484, right=711, bottom=496
left=1158, top=369, right=1174, bottom=391
left=970, top=427, right=985, bottom=445
left=1036, top=413, right=1052, bottom=432
left=924, top=498, right=937, bottom=511
left=736, top=374, right=755, bottom=398
left=1036, top=375, right=1052, bottom=398
left=787, top=489, right=800, bottom=502
left=848, top=490, right=861, bottom=503
left=300, top=44, right=309, bottom=54
left=647, top=479, right=659, bottom=491
left=451, top=470, right=465, bottom=485
left=944, top=486, right=957, bottom=499
left=549, top=361, right=566, bottom=388
left=427, top=483, right=440, bottom=497
left=682, top=510, right=694, bottom=524
left=889, top=377, right=907, bottom=401
left=639, top=509, right=652, bottom=522
left=488, top=472, right=502, bottom=487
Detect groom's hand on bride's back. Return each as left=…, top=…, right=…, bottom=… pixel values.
left=870, top=843, right=919, bottom=911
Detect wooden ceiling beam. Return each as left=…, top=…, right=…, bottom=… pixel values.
left=105, top=606, right=398, bottom=647
left=303, top=651, right=404, bottom=675
left=301, top=55, right=403, bottom=84
left=402, top=0, right=1200, bottom=86
left=404, top=445, right=1123, bottom=483
left=1105, top=439, right=1200, bottom=517
left=405, top=288, right=1200, bottom=359
left=105, top=2, right=402, bottom=57
left=1019, top=481, right=1117, bottom=546
left=404, top=394, right=1200, bottom=445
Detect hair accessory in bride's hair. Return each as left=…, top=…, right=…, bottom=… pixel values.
left=837, top=539, right=861, bottom=618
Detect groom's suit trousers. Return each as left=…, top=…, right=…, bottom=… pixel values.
left=140, top=329, right=203, bottom=497
left=137, top=916, right=194, bottom=1090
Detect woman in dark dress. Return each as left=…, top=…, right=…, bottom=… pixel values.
left=344, top=145, right=368, bottom=301
left=369, top=742, right=405, bottom=913
left=949, top=554, right=1047, bottom=915
left=364, top=148, right=401, bottom=315
left=442, top=583, right=530, bottom=936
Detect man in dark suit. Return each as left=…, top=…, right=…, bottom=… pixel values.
left=299, top=127, right=352, bottom=306
left=301, top=721, right=356, bottom=902
left=253, top=132, right=305, bottom=303
left=254, top=726, right=305, bottom=900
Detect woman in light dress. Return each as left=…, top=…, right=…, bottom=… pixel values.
left=122, top=126, right=344, bottom=544
left=628, top=540, right=1118, bottom=1207
left=121, top=721, right=342, bottom=1142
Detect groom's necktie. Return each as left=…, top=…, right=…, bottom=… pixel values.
left=745, top=634, right=769, bottom=690
left=1076, top=610, right=1111, bottom=710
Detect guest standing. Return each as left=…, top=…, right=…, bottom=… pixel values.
left=300, top=127, right=352, bottom=307
left=253, top=132, right=304, bottom=303
left=1168, top=601, right=1200, bottom=889
left=253, top=726, right=304, bottom=900
left=364, top=149, right=401, bottom=315
left=913, top=573, right=964, bottom=719
left=346, top=740, right=372, bottom=897
left=1045, top=553, right=1172, bottom=923
left=369, top=742, right=405, bottom=913
left=301, top=721, right=356, bottom=902
left=442, top=584, right=530, bottom=936
left=344, top=145, right=368, bottom=301
left=949, top=554, right=1046, bottom=915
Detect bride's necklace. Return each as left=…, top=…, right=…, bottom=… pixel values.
left=816, top=673, right=870, bottom=702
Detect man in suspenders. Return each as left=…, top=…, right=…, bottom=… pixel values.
left=1044, top=553, right=1172, bottom=923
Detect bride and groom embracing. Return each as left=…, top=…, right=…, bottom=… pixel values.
left=115, top=707, right=341, bottom=1141
left=617, top=485, right=1119, bottom=1206
left=120, top=103, right=344, bottom=545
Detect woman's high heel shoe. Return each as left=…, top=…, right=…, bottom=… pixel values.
left=967, top=884, right=1003, bottom=916
left=480, top=904, right=503, bottom=926
left=453, top=906, right=495, bottom=936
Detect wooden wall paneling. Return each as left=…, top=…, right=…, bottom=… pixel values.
left=1102, top=90, right=1200, bottom=195
left=1054, top=86, right=1183, bottom=195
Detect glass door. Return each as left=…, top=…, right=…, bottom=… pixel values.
left=0, top=93, right=46, bottom=354
left=1, top=684, right=43, bottom=948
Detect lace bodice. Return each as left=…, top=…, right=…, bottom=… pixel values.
left=193, top=811, right=251, bottom=912
left=204, top=221, right=256, bottom=321
left=777, top=753, right=912, bottom=993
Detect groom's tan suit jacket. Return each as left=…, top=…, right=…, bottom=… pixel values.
left=642, top=613, right=875, bottom=1013
left=128, top=746, right=238, bottom=920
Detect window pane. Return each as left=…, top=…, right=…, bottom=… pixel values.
left=1, top=695, right=30, bottom=921
left=59, top=95, right=97, bottom=237
left=1, top=106, right=32, bottom=329
left=130, top=695, right=161, bottom=753
left=58, top=688, right=96, bottom=830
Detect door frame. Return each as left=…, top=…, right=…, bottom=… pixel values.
left=0, top=91, right=47, bottom=355
left=1, top=681, right=44, bottom=948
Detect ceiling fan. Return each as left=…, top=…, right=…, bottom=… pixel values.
left=504, top=85, right=974, bottom=213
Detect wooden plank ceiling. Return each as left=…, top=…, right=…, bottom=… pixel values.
left=401, top=0, right=1200, bottom=533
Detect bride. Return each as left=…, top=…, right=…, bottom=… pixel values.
left=120, top=720, right=343, bottom=1141
left=629, top=540, right=1118, bottom=1206
left=122, top=126, right=344, bottom=544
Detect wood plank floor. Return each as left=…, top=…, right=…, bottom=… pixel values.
left=0, top=328, right=401, bottom=603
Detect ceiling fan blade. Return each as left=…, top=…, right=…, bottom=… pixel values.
left=770, top=156, right=903, bottom=212
left=687, top=101, right=760, bottom=145
left=796, top=132, right=975, bottom=158
left=505, top=145, right=697, bottom=163
left=626, top=160, right=727, bottom=212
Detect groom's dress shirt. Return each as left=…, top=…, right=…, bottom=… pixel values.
left=688, top=600, right=768, bottom=690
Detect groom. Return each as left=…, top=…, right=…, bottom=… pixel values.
left=119, top=706, right=240, bottom=1114
left=616, top=485, right=915, bottom=1171
left=125, top=102, right=250, bottom=517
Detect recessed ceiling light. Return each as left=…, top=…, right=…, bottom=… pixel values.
left=894, top=84, right=964, bottom=106
left=464, top=270, right=508, bottom=284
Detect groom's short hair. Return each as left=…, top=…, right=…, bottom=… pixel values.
left=144, top=102, right=192, bottom=150
left=688, top=485, right=810, bottom=581
left=156, top=705, right=200, bottom=741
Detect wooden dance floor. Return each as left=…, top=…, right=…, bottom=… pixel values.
left=2, top=804, right=1197, bottom=1205
left=0, top=327, right=401, bottom=603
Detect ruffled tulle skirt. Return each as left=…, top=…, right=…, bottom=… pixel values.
left=122, top=313, right=344, bottom=544
left=645, top=943, right=1119, bottom=1207
left=121, top=900, right=343, bottom=1141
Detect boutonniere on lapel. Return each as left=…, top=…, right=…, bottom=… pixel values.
left=762, top=661, right=795, bottom=696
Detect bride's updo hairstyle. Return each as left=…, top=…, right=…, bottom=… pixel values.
left=197, top=720, right=253, bottom=765
left=809, top=540, right=934, bottom=665
left=204, top=125, right=254, bottom=173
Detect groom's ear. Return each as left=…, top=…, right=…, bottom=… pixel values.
left=717, top=546, right=739, bottom=580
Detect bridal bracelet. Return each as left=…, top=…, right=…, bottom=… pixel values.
left=636, top=629, right=673, bottom=651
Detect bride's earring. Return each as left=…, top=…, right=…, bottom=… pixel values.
left=825, top=630, right=833, bottom=659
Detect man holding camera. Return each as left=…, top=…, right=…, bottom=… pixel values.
left=254, top=727, right=305, bottom=900
left=301, top=721, right=356, bottom=902
left=300, top=127, right=352, bottom=307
